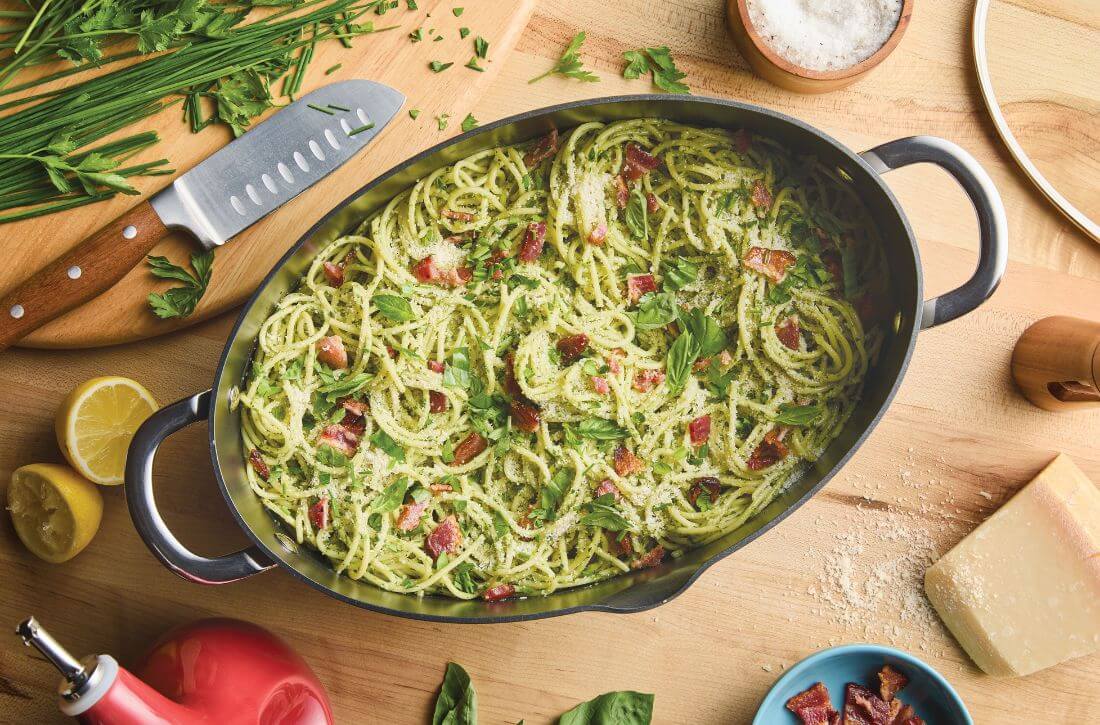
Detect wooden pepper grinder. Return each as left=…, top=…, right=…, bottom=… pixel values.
left=1011, top=316, right=1100, bottom=411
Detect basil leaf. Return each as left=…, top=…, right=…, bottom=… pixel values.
left=665, top=329, right=700, bottom=394
left=679, top=308, right=726, bottom=357
left=372, top=294, right=415, bottom=322
left=661, top=258, right=698, bottom=292
left=559, top=691, right=654, bottom=725
left=443, top=347, right=472, bottom=390
left=579, top=493, right=632, bottom=532
left=542, top=467, right=572, bottom=514
left=370, top=429, right=405, bottom=462
left=317, top=368, right=372, bottom=404
left=431, top=662, right=477, bottom=725
left=370, top=477, right=409, bottom=513
left=574, top=418, right=629, bottom=440
left=632, top=292, right=679, bottom=330
left=452, top=562, right=479, bottom=594
left=773, top=402, right=823, bottom=426
left=492, top=511, right=509, bottom=539
left=622, top=50, right=648, bottom=79
left=624, top=186, right=647, bottom=240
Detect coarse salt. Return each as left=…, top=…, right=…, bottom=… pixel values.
left=746, top=0, right=903, bottom=72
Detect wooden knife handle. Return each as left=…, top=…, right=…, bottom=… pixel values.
left=0, top=201, right=167, bottom=351
left=1011, top=315, right=1100, bottom=411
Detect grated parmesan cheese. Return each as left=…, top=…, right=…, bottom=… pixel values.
left=746, top=0, right=902, bottom=72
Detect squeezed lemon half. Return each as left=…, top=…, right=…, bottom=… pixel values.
left=8, top=463, right=103, bottom=563
left=55, top=376, right=158, bottom=485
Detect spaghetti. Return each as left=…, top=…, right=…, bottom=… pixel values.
left=237, top=119, right=889, bottom=601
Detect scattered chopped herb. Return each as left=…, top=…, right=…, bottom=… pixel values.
left=146, top=250, right=214, bottom=319
left=431, top=663, right=476, bottom=725
left=459, top=27, right=470, bottom=39
left=407, top=0, right=418, bottom=8
left=474, top=36, right=489, bottom=58
left=452, top=7, right=464, bottom=16
left=621, top=46, right=690, bottom=94
left=307, top=103, right=335, bottom=115
left=579, top=493, right=631, bottom=531
left=436, top=113, right=451, bottom=130
left=460, top=113, right=479, bottom=131
left=324, top=63, right=343, bottom=75
left=429, top=60, right=453, bottom=72
left=348, top=122, right=375, bottom=136
left=465, top=57, right=484, bottom=71
left=528, top=31, right=599, bottom=84
left=409, top=109, right=421, bottom=119
left=410, top=28, right=423, bottom=42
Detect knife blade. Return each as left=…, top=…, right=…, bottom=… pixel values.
left=0, top=80, right=404, bottom=351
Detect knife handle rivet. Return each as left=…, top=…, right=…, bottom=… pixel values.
left=122, top=225, right=137, bottom=240
left=10, top=304, right=24, bottom=319
left=67, top=266, right=82, bottom=280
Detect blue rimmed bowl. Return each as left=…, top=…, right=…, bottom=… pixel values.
left=754, top=644, right=973, bottom=724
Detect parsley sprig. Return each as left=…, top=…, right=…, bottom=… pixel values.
left=146, top=250, right=215, bottom=319
left=622, top=46, right=690, bottom=94
left=528, top=31, right=599, bottom=84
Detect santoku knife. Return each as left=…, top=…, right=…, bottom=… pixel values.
left=0, top=79, right=404, bottom=350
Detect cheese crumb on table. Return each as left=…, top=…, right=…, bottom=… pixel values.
left=924, top=454, right=1100, bottom=677
left=745, top=0, right=903, bottom=72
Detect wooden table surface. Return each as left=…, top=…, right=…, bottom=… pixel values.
left=2, top=1, right=1099, bottom=722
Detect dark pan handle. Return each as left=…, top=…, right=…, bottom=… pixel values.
left=860, top=136, right=1008, bottom=330
left=125, top=390, right=275, bottom=584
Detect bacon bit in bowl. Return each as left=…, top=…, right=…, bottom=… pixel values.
left=308, top=497, right=329, bottom=529
left=613, top=446, right=645, bottom=477
left=451, top=432, right=488, bottom=466
left=750, top=178, right=773, bottom=209
left=517, top=222, right=546, bottom=262
left=248, top=449, right=270, bottom=479
left=688, top=415, right=711, bottom=445
left=633, top=369, right=665, bottom=392
left=743, top=246, right=796, bottom=283
left=322, top=261, right=344, bottom=287
left=626, top=273, right=656, bottom=304
left=621, top=143, right=661, bottom=181
left=429, top=390, right=448, bottom=413
left=482, top=583, right=516, bottom=602
left=441, top=208, right=475, bottom=222
left=587, top=222, right=607, bottom=245
left=776, top=316, right=802, bottom=350
left=316, top=335, right=348, bottom=369
left=396, top=501, right=427, bottom=531
left=556, top=334, right=589, bottom=364
left=426, top=515, right=462, bottom=559
left=319, top=424, right=358, bottom=456
left=747, top=428, right=789, bottom=470
left=591, top=376, right=610, bottom=395
left=510, top=400, right=541, bottom=432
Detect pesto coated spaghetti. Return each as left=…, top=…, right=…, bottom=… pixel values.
left=236, top=119, right=889, bottom=601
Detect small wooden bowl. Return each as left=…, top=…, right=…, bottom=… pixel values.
left=726, top=0, right=913, bottom=94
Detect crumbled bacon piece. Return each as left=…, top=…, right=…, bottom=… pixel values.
left=621, top=143, right=661, bottom=181
left=613, top=446, right=645, bottom=477
left=595, top=479, right=621, bottom=501
left=517, top=221, right=546, bottom=263
left=646, top=192, right=659, bottom=214
left=787, top=682, right=833, bottom=712
left=426, top=514, right=462, bottom=559
left=747, top=428, right=789, bottom=470
left=556, top=333, right=589, bottom=365
left=523, top=129, right=558, bottom=168
left=792, top=707, right=839, bottom=725
left=308, top=498, right=329, bottom=529
left=732, top=128, right=752, bottom=154
left=632, top=369, right=665, bottom=392
left=451, top=432, right=488, bottom=465
left=510, top=400, right=541, bottom=432
left=445, top=232, right=473, bottom=245
left=316, top=335, right=348, bottom=369
left=878, top=665, right=908, bottom=703
left=429, top=390, right=448, bottom=413
left=591, top=376, right=610, bottom=395
left=340, top=410, right=366, bottom=437
left=607, top=349, right=625, bottom=375
left=412, top=255, right=470, bottom=287
left=341, top=398, right=367, bottom=417
left=688, top=477, right=721, bottom=508
left=750, top=179, right=773, bottom=210
left=843, top=683, right=891, bottom=725
left=688, top=415, right=711, bottom=446
left=429, top=483, right=453, bottom=495
left=322, top=261, right=344, bottom=287
left=631, top=545, right=664, bottom=569
left=441, top=209, right=475, bottom=222
left=587, top=222, right=607, bottom=245
left=428, top=360, right=445, bottom=373
left=502, top=352, right=523, bottom=398
left=614, top=174, right=630, bottom=209
left=743, top=246, right=797, bottom=283
left=319, top=424, right=358, bottom=456
left=626, top=273, right=656, bottom=304
left=248, top=449, right=270, bottom=480
left=482, top=583, right=516, bottom=602
left=395, top=501, right=427, bottom=531
left=693, top=358, right=712, bottom=373
left=776, top=316, right=801, bottom=351
left=610, top=531, right=634, bottom=557
left=822, top=250, right=844, bottom=292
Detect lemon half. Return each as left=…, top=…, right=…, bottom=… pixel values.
left=8, top=463, right=103, bottom=563
left=55, top=376, right=158, bottom=485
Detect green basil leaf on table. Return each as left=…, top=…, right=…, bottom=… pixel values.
left=558, top=690, right=655, bottom=725
left=432, top=662, right=478, bottom=725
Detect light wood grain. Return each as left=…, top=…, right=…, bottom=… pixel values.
left=0, top=0, right=536, bottom=349
left=2, top=1, right=1100, bottom=723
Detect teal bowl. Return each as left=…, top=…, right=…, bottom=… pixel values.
left=754, top=644, right=973, bottom=724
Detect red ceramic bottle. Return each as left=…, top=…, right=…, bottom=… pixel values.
left=16, top=616, right=333, bottom=724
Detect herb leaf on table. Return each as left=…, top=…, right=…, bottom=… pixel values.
left=432, top=662, right=478, bottom=725
left=621, top=46, right=690, bottom=94
left=558, top=690, right=655, bottom=724
left=529, top=31, right=599, bottom=84
left=145, top=250, right=214, bottom=319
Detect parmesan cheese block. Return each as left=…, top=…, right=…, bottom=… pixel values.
left=925, top=455, right=1100, bottom=677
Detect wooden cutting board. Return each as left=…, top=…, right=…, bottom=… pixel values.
left=4, top=0, right=536, bottom=349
